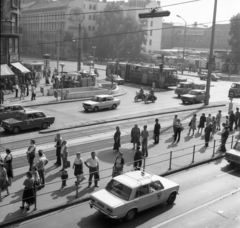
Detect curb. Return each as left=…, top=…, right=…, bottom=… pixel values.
left=0, top=155, right=225, bottom=227
left=21, top=88, right=127, bottom=108
left=39, top=103, right=226, bottom=134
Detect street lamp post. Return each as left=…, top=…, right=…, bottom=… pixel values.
left=127, top=52, right=130, bottom=62
left=60, top=63, right=65, bottom=100
left=177, top=15, right=187, bottom=75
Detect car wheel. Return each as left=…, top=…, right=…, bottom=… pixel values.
left=182, top=100, right=185, bottom=104
left=12, top=126, right=20, bottom=134
left=166, top=192, right=177, bottom=205
left=41, top=122, right=49, bottom=129
left=125, top=209, right=137, bottom=221
left=93, top=106, right=99, bottom=112
left=112, top=104, right=117, bottom=110
left=84, top=108, right=88, bottom=112
left=192, top=99, right=196, bottom=104
left=134, top=96, right=138, bottom=102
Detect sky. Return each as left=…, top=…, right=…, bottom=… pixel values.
left=108, top=0, right=240, bottom=26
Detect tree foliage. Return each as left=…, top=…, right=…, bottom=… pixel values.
left=94, top=3, right=147, bottom=59
left=229, top=13, right=240, bottom=62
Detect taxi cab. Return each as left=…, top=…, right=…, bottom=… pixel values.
left=0, top=104, right=26, bottom=123
left=228, top=83, right=240, bottom=98
left=89, top=171, right=180, bottom=221
left=225, top=140, right=240, bottom=166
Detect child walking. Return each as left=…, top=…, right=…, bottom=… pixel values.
left=61, top=169, right=68, bottom=189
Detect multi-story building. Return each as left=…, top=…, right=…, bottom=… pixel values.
left=1, top=0, right=22, bottom=65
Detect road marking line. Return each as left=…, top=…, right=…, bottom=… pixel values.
left=151, top=187, right=240, bottom=228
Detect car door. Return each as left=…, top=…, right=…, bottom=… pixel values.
left=1, top=106, right=13, bottom=121
left=23, top=114, right=35, bottom=129
left=12, top=105, right=24, bottom=117
left=32, top=112, right=46, bottom=128
left=133, top=185, right=151, bottom=212
left=150, top=181, right=166, bottom=207
left=100, top=97, right=107, bottom=109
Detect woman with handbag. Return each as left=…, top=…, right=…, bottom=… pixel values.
left=0, top=162, right=10, bottom=199
left=173, top=119, right=183, bottom=143
left=188, top=114, right=197, bottom=136
left=113, top=126, right=121, bottom=152
left=72, top=152, right=84, bottom=186
left=113, top=152, right=124, bottom=177
left=131, top=124, right=140, bottom=150
left=4, top=148, right=14, bottom=186
left=198, top=113, right=206, bottom=134
left=26, top=140, right=36, bottom=171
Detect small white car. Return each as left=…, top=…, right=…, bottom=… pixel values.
left=225, top=141, right=240, bottom=166
left=89, top=171, right=180, bottom=221
left=83, top=95, right=121, bottom=112
left=106, top=74, right=124, bottom=85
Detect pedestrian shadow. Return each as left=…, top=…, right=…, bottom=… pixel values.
left=165, top=137, right=173, bottom=143
left=194, top=132, right=202, bottom=138
left=12, top=172, right=26, bottom=182
left=184, top=135, right=192, bottom=142
left=167, top=142, right=178, bottom=149
left=147, top=144, right=155, bottom=150
left=214, top=149, right=225, bottom=164
left=9, top=189, right=24, bottom=204
left=198, top=146, right=207, bottom=153
left=45, top=172, right=60, bottom=183
left=50, top=186, right=75, bottom=200
left=2, top=208, right=30, bottom=225
left=45, top=164, right=58, bottom=172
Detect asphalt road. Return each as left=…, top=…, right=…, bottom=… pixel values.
left=13, top=160, right=240, bottom=228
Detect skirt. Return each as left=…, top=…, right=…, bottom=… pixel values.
left=74, top=164, right=83, bottom=176
left=22, top=188, right=35, bottom=205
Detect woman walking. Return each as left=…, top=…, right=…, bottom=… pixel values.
left=188, top=114, right=197, bottom=136
left=198, top=113, right=206, bottom=134
left=4, top=149, right=14, bottom=186
left=113, top=152, right=124, bottom=176
left=173, top=119, right=183, bottom=143
left=133, top=146, right=143, bottom=170
left=32, top=165, right=40, bottom=189
left=205, top=123, right=213, bottom=147
left=131, top=124, right=140, bottom=150
left=0, top=162, right=10, bottom=199
left=26, top=140, right=36, bottom=171
left=72, top=152, right=84, bottom=186
left=211, top=116, right=217, bottom=137
left=113, top=126, right=121, bottom=152
left=20, top=171, right=35, bottom=211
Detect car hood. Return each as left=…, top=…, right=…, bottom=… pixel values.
left=2, top=118, right=21, bottom=124
left=159, top=176, right=180, bottom=189
left=181, top=94, right=196, bottom=98
left=226, top=149, right=240, bottom=157
left=91, top=189, right=125, bottom=208
left=83, top=101, right=99, bottom=105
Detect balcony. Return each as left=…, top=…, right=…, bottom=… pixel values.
left=0, top=23, right=23, bottom=35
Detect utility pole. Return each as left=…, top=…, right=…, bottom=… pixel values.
left=57, top=30, right=60, bottom=73
left=77, top=24, right=82, bottom=71
left=205, top=0, right=218, bottom=105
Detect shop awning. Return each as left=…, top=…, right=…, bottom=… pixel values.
left=0, top=64, right=15, bottom=77
left=11, top=62, right=30, bottom=73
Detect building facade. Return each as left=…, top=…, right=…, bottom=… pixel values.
left=1, top=0, right=22, bottom=65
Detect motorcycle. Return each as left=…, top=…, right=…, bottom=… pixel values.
left=134, top=91, right=146, bottom=102
left=144, top=93, right=157, bottom=103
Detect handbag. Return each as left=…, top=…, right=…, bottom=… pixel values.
left=65, top=160, right=71, bottom=168
left=188, top=121, right=192, bottom=127
left=79, top=174, right=86, bottom=182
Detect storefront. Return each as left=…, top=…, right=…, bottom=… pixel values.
left=11, top=62, right=31, bottom=85
left=0, top=64, right=16, bottom=84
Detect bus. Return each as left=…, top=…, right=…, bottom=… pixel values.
left=106, top=62, right=181, bottom=88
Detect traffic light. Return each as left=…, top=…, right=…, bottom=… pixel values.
left=139, top=10, right=170, bottom=19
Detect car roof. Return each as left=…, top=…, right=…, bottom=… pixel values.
left=114, top=171, right=160, bottom=188
left=21, top=110, right=43, bottom=114
left=191, top=89, right=205, bottom=92
left=94, top=95, right=114, bottom=98
left=179, top=82, right=192, bottom=84
left=0, top=104, right=23, bottom=107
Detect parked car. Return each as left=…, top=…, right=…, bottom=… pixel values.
left=181, top=89, right=208, bottom=104
left=83, top=95, right=121, bottom=112
left=175, top=82, right=205, bottom=97
left=225, top=140, right=240, bottom=166
left=228, top=83, right=240, bottom=98
left=1, top=110, right=55, bottom=134
left=106, top=74, right=124, bottom=85
left=199, top=73, right=219, bottom=81
left=89, top=170, right=180, bottom=221
left=0, top=104, right=27, bottom=123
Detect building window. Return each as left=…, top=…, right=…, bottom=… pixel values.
left=89, top=15, right=92, bottom=20
left=149, top=40, right=152, bottom=46
left=88, top=26, right=91, bottom=31
left=89, top=4, right=92, bottom=10
left=92, top=26, right=95, bottom=31
left=150, top=30, right=152, bottom=36
left=9, top=38, right=14, bottom=54
left=151, top=21, right=153, bottom=27
left=93, top=5, right=96, bottom=10
left=93, top=15, right=96, bottom=20
left=1, top=38, right=7, bottom=56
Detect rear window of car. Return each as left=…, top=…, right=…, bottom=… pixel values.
left=106, top=97, right=113, bottom=101
left=33, top=112, right=45, bottom=118
left=12, top=105, right=24, bottom=111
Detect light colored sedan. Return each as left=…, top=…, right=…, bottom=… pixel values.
left=89, top=171, right=180, bottom=221
left=225, top=141, right=240, bottom=166
left=83, top=95, right=121, bottom=112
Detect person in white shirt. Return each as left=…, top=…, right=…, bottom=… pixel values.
left=37, top=150, right=48, bottom=188
left=84, top=152, right=99, bottom=188
left=141, top=125, right=149, bottom=157
left=72, top=152, right=84, bottom=186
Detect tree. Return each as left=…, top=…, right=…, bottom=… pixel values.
left=229, top=13, right=240, bottom=63
left=94, top=3, right=147, bottom=59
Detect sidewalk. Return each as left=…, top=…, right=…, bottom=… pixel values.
left=0, top=127, right=237, bottom=226
left=2, top=78, right=127, bottom=107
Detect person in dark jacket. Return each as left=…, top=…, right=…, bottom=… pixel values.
left=113, top=152, right=124, bottom=173
left=198, top=113, right=206, bottom=134
left=205, top=123, right=212, bottom=147
left=229, top=110, right=235, bottom=131
left=153, top=119, right=161, bottom=144
left=133, top=146, right=143, bottom=170
left=113, top=126, right=121, bottom=152
left=234, top=107, right=240, bottom=129
left=219, top=125, right=229, bottom=152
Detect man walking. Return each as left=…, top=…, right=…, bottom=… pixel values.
left=234, top=107, right=240, bottom=129
left=153, top=119, right=161, bottom=144
left=37, top=150, right=48, bottom=188
left=219, top=125, right=229, bottom=152
left=31, top=84, right=36, bottom=100
left=0, top=90, right=4, bottom=104
left=60, top=140, right=68, bottom=171
left=84, top=152, right=99, bottom=188
left=172, top=115, right=178, bottom=137
left=54, top=133, right=62, bottom=166
left=141, top=125, right=149, bottom=157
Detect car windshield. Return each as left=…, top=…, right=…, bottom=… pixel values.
left=91, top=96, right=100, bottom=101
left=106, top=179, right=132, bottom=201
left=14, top=112, right=24, bottom=120
left=188, top=91, right=198, bottom=95
left=178, top=84, right=187, bottom=88
left=234, top=142, right=240, bottom=152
